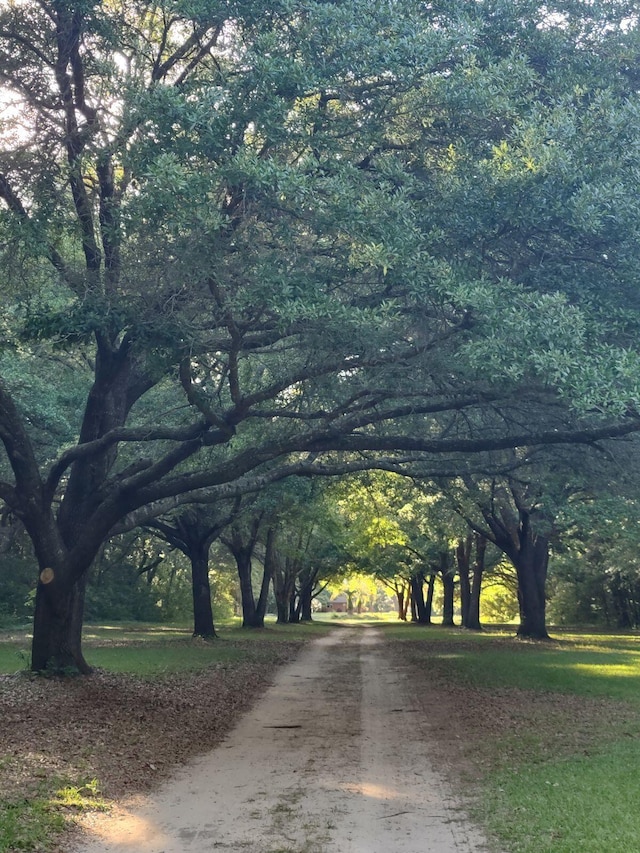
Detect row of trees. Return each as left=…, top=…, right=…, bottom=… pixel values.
left=1, top=0, right=640, bottom=670
left=4, top=456, right=639, bottom=642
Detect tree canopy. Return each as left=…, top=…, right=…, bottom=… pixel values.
left=1, top=0, right=640, bottom=668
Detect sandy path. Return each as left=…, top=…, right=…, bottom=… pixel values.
left=75, top=628, right=490, bottom=853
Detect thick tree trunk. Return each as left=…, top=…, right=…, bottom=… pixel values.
left=236, top=551, right=261, bottom=627
left=191, top=545, right=216, bottom=638
left=275, top=597, right=289, bottom=623
left=236, top=554, right=271, bottom=628
left=514, top=535, right=550, bottom=639
left=31, top=571, right=91, bottom=673
left=270, top=539, right=290, bottom=624
left=253, top=557, right=273, bottom=629
left=466, top=534, right=486, bottom=632
left=410, top=573, right=429, bottom=624
left=289, top=593, right=301, bottom=623
left=300, top=584, right=313, bottom=622
left=148, top=507, right=236, bottom=640
left=410, top=592, right=417, bottom=622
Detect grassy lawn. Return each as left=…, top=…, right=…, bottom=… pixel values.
left=385, top=624, right=640, bottom=853
left=0, top=618, right=335, bottom=676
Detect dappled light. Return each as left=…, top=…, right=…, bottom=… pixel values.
left=568, top=662, right=640, bottom=680
left=81, top=808, right=167, bottom=850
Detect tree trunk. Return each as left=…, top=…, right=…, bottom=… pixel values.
left=395, top=586, right=408, bottom=621
left=440, top=553, right=456, bottom=627
left=300, top=583, right=314, bottom=621
left=289, top=593, right=301, bottom=623
left=273, top=565, right=290, bottom=623
left=253, top=559, right=273, bottom=629
left=409, top=587, right=417, bottom=621
left=466, top=534, right=486, bottom=632
left=236, top=550, right=261, bottom=627
left=31, top=571, right=91, bottom=673
left=424, top=573, right=435, bottom=624
left=514, top=535, right=550, bottom=639
left=271, top=547, right=293, bottom=624
left=456, top=536, right=472, bottom=628
left=410, top=573, right=429, bottom=623
left=191, top=545, right=216, bottom=638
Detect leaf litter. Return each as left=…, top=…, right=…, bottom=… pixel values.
left=0, top=637, right=304, bottom=852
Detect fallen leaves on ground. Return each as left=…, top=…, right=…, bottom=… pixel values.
left=0, top=637, right=304, bottom=851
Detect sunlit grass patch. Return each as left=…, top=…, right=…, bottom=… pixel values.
left=82, top=622, right=192, bottom=644
left=54, top=777, right=108, bottom=812
left=389, top=627, right=640, bottom=702
left=441, top=645, right=640, bottom=702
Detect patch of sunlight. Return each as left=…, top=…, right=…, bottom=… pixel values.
left=54, top=778, right=109, bottom=812
left=339, top=779, right=429, bottom=806
left=82, top=807, right=167, bottom=848
left=568, top=662, right=640, bottom=679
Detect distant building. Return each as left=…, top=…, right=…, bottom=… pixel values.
left=327, top=593, right=349, bottom=613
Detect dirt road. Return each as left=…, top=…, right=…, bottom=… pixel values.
left=75, top=628, right=490, bottom=853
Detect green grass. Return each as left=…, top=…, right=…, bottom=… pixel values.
left=485, top=741, right=640, bottom=853
left=0, top=619, right=336, bottom=676
left=0, top=774, right=104, bottom=852
left=83, top=639, right=248, bottom=675
left=383, top=624, right=640, bottom=853
left=0, top=796, right=66, bottom=852
left=383, top=623, right=640, bottom=702
left=0, top=643, right=29, bottom=674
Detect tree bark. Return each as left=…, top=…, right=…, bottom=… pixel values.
left=147, top=509, right=232, bottom=639
left=236, top=550, right=260, bottom=627
left=224, top=514, right=265, bottom=628
left=410, top=572, right=429, bottom=623
left=456, top=536, right=472, bottom=628
left=300, top=583, right=314, bottom=621
left=424, top=572, right=436, bottom=624
left=191, top=544, right=216, bottom=638
left=465, top=534, right=486, bottom=631
left=513, top=534, right=550, bottom=639
left=440, top=552, right=456, bottom=627
left=31, top=571, right=91, bottom=673
left=476, top=492, right=553, bottom=640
